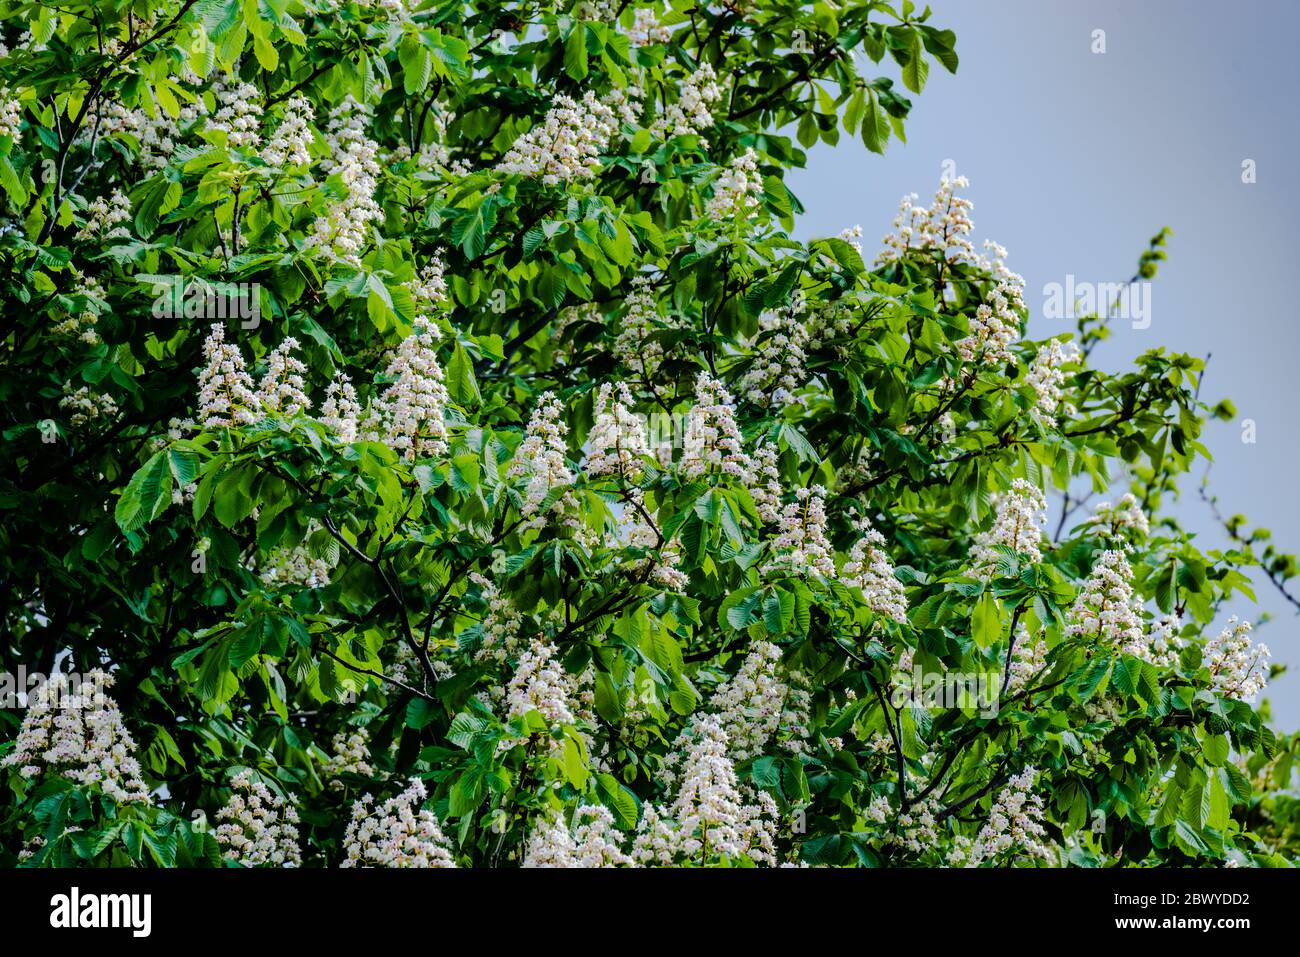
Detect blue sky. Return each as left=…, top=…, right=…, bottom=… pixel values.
left=787, top=0, right=1300, bottom=727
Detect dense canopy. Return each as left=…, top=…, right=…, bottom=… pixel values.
left=1, top=0, right=1297, bottom=868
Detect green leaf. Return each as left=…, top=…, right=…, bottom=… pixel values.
left=447, top=342, right=480, bottom=405
left=565, top=25, right=589, bottom=81
left=596, top=773, right=639, bottom=829
left=901, top=31, right=929, bottom=94
left=114, top=451, right=172, bottom=532
left=971, top=592, right=1001, bottom=649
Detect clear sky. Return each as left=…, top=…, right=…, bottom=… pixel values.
left=787, top=0, right=1300, bottom=728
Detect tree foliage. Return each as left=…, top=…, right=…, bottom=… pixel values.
left=1, top=0, right=1297, bottom=868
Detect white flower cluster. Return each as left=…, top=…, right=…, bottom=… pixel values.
left=256, top=337, right=311, bottom=417
left=970, top=478, right=1047, bottom=575
left=840, top=514, right=908, bottom=624
left=705, top=148, right=761, bottom=221
left=1085, top=493, right=1150, bottom=541
left=497, top=90, right=636, bottom=186
left=0, top=87, right=22, bottom=142
left=584, top=381, right=648, bottom=478
left=522, top=804, right=634, bottom=867
left=894, top=793, right=944, bottom=854
left=360, top=330, right=451, bottom=460
left=710, top=641, right=805, bottom=761
left=960, top=767, right=1053, bottom=866
left=0, top=671, right=150, bottom=804
left=208, top=80, right=263, bottom=149
left=632, top=714, right=778, bottom=865
left=957, top=278, right=1023, bottom=365
left=59, top=384, right=118, bottom=427
left=320, top=374, right=361, bottom=442
left=98, top=97, right=199, bottom=170
left=876, top=176, right=976, bottom=266
left=660, top=642, right=809, bottom=793
left=310, top=96, right=383, bottom=263
left=626, top=7, right=672, bottom=46
left=408, top=252, right=450, bottom=311
left=470, top=571, right=524, bottom=665
left=1005, top=623, right=1049, bottom=696
left=1025, top=338, right=1080, bottom=417
left=737, top=301, right=809, bottom=408
left=1065, top=549, right=1147, bottom=657
left=614, top=488, right=688, bottom=590
left=257, top=538, right=333, bottom=589
left=323, top=728, right=376, bottom=784
left=508, top=392, right=573, bottom=518
left=612, top=276, right=674, bottom=380
left=51, top=272, right=104, bottom=345
left=341, top=779, right=457, bottom=867
left=747, top=443, right=785, bottom=525
left=197, top=323, right=260, bottom=428
left=762, top=485, right=837, bottom=580
left=1205, top=617, right=1270, bottom=701
left=1145, top=612, right=1183, bottom=669
left=680, top=372, right=749, bottom=481
left=261, top=95, right=315, bottom=168
left=75, top=189, right=131, bottom=241
left=504, top=639, right=579, bottom=729
left=650, top=63, right=721, bottom=143
left=214, top=770, right=302, bottom=867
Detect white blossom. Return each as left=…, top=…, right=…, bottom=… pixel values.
left=75, top=189, right=131, bottom=241
left=705, top=148, right=761, bottom=221
left=0, top=670, right=149, bottom=804
left=1065, top=549, right=1145, bottom=654
left=497, top=90, right=637, bottom=186
left=0, top=87, right=22, bottom=142
left=256, top=336, right=311, bottom=417
left=970, top=478, right=1047, bottom=575
left=522, top=804, right=635, bottom=867
left=214, top=770, right=302, bottom=867
left=208, top=80, right=263, bottom=149
left=762, top=485, right=837, bottom=580
left=508, top=392, right=573, bottom=518
left=584, top=381, right=648, bottom=478
left=197, top=323, right=260, bottom=428
left=612, top=276, right=674, bottom=381
left=1025, top=338, right=1080, bottom=417
left=959, top=767, right=1053, bottom=866
left=626, top=7, right=672, bottom=46
left=633, top=714, right=778, bottom=866
left=1085, top=493, right=1150, bottom=541
left=841, top=514, right=908, bottom=624
left=1205, top=617, right=1270, bottom=701
left=650, top=63, right=721, bottom=144
left=738, top=300, right=809, bottom=408
left=320, top=373, right=361, bottom=442
left=341, top=779, right=457, bottom=867
left=470, top=571, right=524, bottom=665
left=361, top=330, right=451, bottom=460
left=504, top=639, right=579, bottom=730
left=309, top=96, right=383, bottom=264
left=261, top=95, right=315, bottom=168
left=59, top=384, right=118, bottom=427
left=323, top=728, right=376, bottom=785
left=680, top=372, right=748, bottom=482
